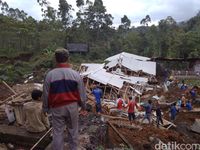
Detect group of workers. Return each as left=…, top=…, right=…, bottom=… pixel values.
left=91, top=80, right=197, bottom=129
left=91, top=86, right=163, bottom=127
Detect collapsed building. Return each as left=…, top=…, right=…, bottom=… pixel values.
left=80, top=52, right=158, bottom=102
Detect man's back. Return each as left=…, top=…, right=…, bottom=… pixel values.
left=128, top=100, right=136, bottom=113
left=144, top=103, right=152, bottom=114
left=92, top=88, right=102, bottom=104
left=44, top=65, right=83, bottom=108
left=170, top=105, right=177, bottom=115
left=23, top=101, right=49, bottom=133
left=117, top=98, right=124, bottom=110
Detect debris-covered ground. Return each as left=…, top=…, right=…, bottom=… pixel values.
left=0, top=77, right=200, bottom=150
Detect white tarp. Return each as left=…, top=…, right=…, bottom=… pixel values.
left=87, top=69, right=148, bottom=88
left=105, top=52, right=150, bottom=62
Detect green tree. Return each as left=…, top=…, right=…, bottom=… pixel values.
left=58, top=0, right=73, bottom=28
left=119, top=15, right=131, bottom=31
left=140, top=15, right=151, bottom=26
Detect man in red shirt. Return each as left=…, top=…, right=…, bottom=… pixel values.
left=127, top=96, right=140, bottom=125
left=116, top=95, right=126, bottom=116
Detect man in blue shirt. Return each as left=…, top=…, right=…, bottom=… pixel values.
left=92, top=84, right=103, bottom=114
left=141, top=100, right=152, bottom=124
left=170, top=103, right=177, bottom=121
left=186, top=100, right=192, bottom=111
left=190, top=87, right=197, bottom=103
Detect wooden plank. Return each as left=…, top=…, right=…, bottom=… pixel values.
left=111, top=121, right=143, bottom=130
left=30, top=127, right=52, bottom=150
left=108, top=86, right=113, bottom=100
left=108, top=121, right=133, bottom=150
left=0, top=93, right=25, bottom=105
left=0, top=124, right=51, bottom=149
left=166, top=124, right=173, bottom=130
left=102, top=85, right=107, bottom=100
left=2, top=81, right=17, bottom=95
left=151, top=114, right=176, bottom=129
left=101, top=114, right=129, bottom=121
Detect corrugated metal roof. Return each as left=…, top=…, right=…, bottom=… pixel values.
left=105, top=57, right=156, bottom=75
left=105, top=52, right=150, bottom=61
left=87, top=69, right=148, bottom=88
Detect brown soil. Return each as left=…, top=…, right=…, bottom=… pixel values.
left=106, top=85, right=200, bottom=150
left=108, top=119, right=200, bottom=150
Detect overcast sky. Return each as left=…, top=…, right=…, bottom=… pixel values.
left=4, top=0, right=200, bottom=26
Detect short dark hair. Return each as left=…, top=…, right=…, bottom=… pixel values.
left=148, top=99, right=152, bottom=104
left=55, top=48, right=69, bottom=63
left=117, top=94, right=121, bottom=98
left=31, top=89, right=42, bottom=100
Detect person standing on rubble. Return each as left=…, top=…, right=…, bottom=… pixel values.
left=91, top=84, right=103, bottom=114
left=170, top=103, right=177, bottom=122
left=23, top=89, right=50, bottom=133
left=116, top=95, right=126, bottom=110
left=190, top=86, right=197, bottom=103
left=127, top=96, right=140, bottom=124
left=186, top=100, right=192, bottom=111
left=154, top=101, right=163, bottom=128
left=141, top=99, right=152, bottom=124
left=43, top=48, right=87, bottom=150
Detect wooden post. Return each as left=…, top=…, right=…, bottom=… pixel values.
left=124, top=83, right=129, bottom=100
left=109, top=86, right=113, bottom=100
left=103, top=85, right=107, bottom=100
left=85, top=78, right=89, bottom=89
left=139, top=95, right=141, bottom=104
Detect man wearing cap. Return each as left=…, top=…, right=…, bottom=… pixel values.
left=42, top=48, right=87, bottom=150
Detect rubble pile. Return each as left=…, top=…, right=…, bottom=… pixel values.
left=0, top=52, right=200, bottom=149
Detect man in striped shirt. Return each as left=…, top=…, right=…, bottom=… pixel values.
left=43, top=48, right=87, bottom=150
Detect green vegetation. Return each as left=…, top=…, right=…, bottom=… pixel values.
left=0, top=0, right=200, bottom=83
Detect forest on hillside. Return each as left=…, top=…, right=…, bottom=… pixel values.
left=0, top=0, right=200, bottom=82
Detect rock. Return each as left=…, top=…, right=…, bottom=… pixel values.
left=7, top=143, right=14, bottom=149
left=149, top=136, right=155, bottom=142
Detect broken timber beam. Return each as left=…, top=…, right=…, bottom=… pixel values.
left=152, top=115, right=176, bottom=129
left=111, top=121, right=142, bottom=130
left=101, top=114, right=129, bottom=121
left=2, top=81, right=17, bottom=95
left=30, top=127, right=52, bottom=150
left=0, top=124, right=51, bottom=149
left=0, top=93, right=25, bottom=105
left=108, top=121, right=133, bottom=150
